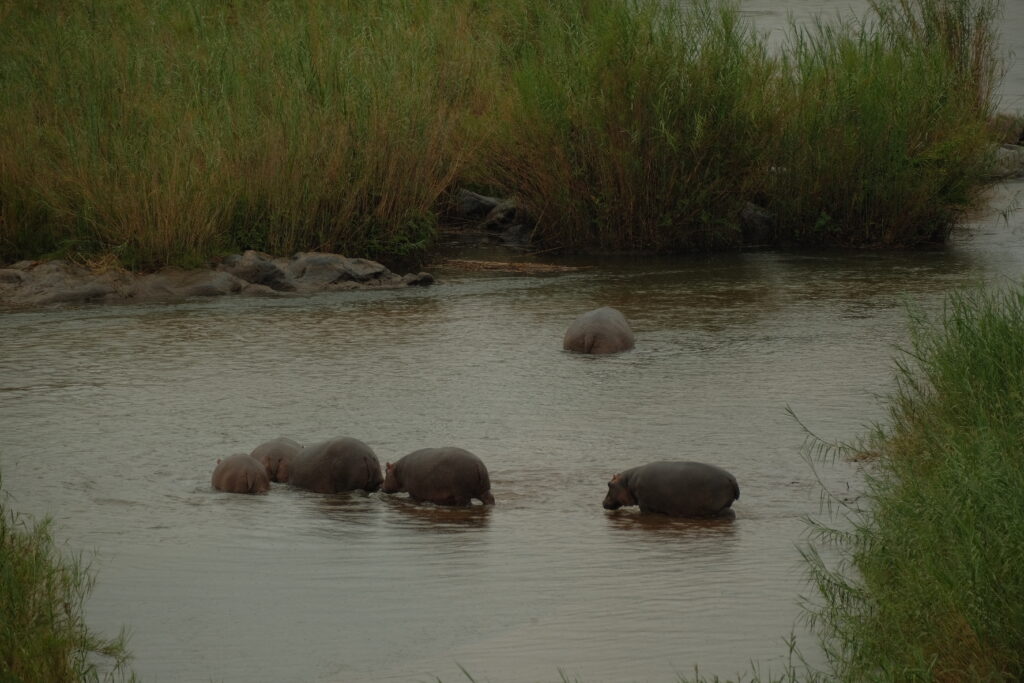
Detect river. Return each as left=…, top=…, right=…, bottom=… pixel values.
left=2, top=3, right=1024, bottom=683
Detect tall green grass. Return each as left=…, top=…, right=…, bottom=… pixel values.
left=480, top=0, right=779, bottom=252
left=677, top=288, right=1024, bottom=682
left=1, top=480, right=136, bottom=681
left=0, top=0, right=483, bottom=268
left=764, top=0, right=1000, bottom=247
left=791, top=285, right=1024, bottom=681
left=0, top=0, right=1007, bottom=268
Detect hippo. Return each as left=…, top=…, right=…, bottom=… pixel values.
left=603, top=461, right=739, bottom=518
left=211, top=453, right=271, bottom=494
left=382, top=447, right=495, bottom=506
left=563, top=306, right=635, bottom=354
left=284, top=436, right=383, bottom=494
left=250, top=436, right=303, bottom=482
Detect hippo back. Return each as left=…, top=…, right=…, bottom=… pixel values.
left=212, top=453, right=271, bottom=494
left=250, top=436, right=302, bottom=482
left=563, top=306, right=635, bottom=354
left=288, top=437, right=383, bottom=493
left=391, top=447, right=493, bottom=506
left=628, top=461, right=738, bottom=517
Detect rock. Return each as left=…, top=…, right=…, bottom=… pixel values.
left=241, top=283, right=295, bottom=298
left=27, top=282, right=116, bottom=306
left=129, top=270, right=245, bottom=300
left=740, top=202, right=776, bottom=246
left=991, top=144, right=1024, bottom=180
left=402, top=272, right=434, bottom=287
left=0, top=251, right=433, bottom=309
left=455, top=189, right=502, bottom=219
left=0, top=269, right=26, bottom=284
left=219, top=250, right=294, bottom=291
left=285, top=252, right=391, bottom=289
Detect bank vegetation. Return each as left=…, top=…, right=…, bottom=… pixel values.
left=679, top=285, right=1024, bottom=682
left=0, top=0, right=1009, bottom=269
left=800, top=285, right=1024, bottom=681
left=0, top=479, right=136, bottom=682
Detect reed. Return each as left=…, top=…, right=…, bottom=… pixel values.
left=764, top=0, right=998, bottom=247
left=480, top=0, right=780, bottom=252
left=0, top=0, right=1007, bottom=267
left=0, top=0, right=483, bottom=268
left=1, top=480, right=135, bottom=681
left=793, top=285, right=1024, bottom=681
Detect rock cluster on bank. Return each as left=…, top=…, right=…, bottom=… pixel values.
left=0, top=251, right=434, bottom=309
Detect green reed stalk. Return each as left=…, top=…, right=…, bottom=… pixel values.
left=1, top=479, right=136, bottom=681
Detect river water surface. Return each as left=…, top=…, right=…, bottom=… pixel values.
left=2, top=3, right=1024, bottom=683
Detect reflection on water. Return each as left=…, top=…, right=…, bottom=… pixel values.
left=605, top=510, right=738, bottom=538
left=383, top=496, right=495, bottom=532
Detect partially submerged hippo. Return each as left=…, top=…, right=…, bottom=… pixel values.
left=284, top=436, right=383, bottom=494
left=603, top=461, right=739, bottom=518
left=563, top=306, right=635, bottom=354
left=383, top=447, right=495, bottom=506
left=250, top=436, right=303, bottom=482
left=211, top=453, right=271, bottom=494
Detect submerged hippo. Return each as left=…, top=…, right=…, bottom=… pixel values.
left=250, top=436, right=303, bottom=482
left=211, top=453, right=271, bottom=494
left=284, top=436, right=383, bottom=494
left=563, top=306, right=635, bottom=354
left=603, top=461, right=739, bottom=518
left=382, top=447, right=495, bottom=506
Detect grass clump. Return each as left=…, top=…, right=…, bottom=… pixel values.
left=480, top=0, right=779, bottom=252
left=798, top=285, right=1024, bottom=680
left=0, top=0, right=480, bottom=268
left=0, top=0, right=1009, bottom=268
left=1, top=481, right=135, bottom=682
left=764, top=0, right=1001, bottom=247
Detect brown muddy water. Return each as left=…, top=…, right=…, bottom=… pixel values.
left=2, top=2, right=1024, bottom=680
left=1, top=180, right=1022, bottom=683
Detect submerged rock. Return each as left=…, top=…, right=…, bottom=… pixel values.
left=0, top=251, right=434, bottom=310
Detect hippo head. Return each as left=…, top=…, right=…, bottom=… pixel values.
left=382, top=462, right=401, bottom=493
left=603, top=473, right=636, bottom=510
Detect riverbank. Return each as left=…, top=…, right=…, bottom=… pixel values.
left=0, top=0, right=1012, bottom=268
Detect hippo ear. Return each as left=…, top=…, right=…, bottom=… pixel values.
left=216, top=458, right=222, bottom=465
left=610, top=473, right=622, bottom=484
left=385, top=462, right=394, bottom=471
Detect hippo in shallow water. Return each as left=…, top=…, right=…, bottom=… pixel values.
left=563, top=306, right=635, bottom=354
left=250, top=436, right=303, bottom=482
left=382, top=447, right=495, bottom=506
left=284, top=436, right=383, bottom=494
left=603, top=461, right=739, bottom=518
left=211, top=453, right=271, bottom=494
